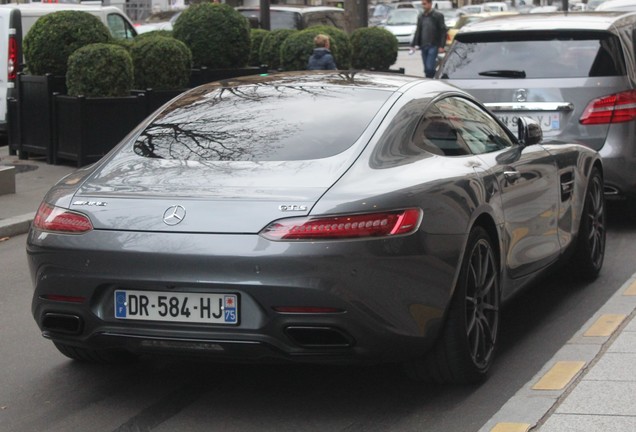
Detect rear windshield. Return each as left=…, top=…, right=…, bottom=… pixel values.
left=440, top=31, right=626, bottom=79
left=133, top=85, right=390, bottom=162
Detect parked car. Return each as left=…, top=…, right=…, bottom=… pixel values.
left=458, top=3, right=493, bottom=14
left=134, top=8, right=184, bottom=33
left=369, top=2, right=395, bottom=26
left=27, top=71, right=605, bottom=384
left=236, top=6, right=347, bottom=31
left=595, top=0, right=636, bottom=10
left=0, top=3, right=136, bottom=142
left=438, top=12, right=636, bottom=202
left=380, top=8, right=419, bottom=45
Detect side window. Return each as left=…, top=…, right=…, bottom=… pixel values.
left=412, top=105, right=472, bottom=156
left=107, top=14, right=136, bottom=40
left=436, top=97, right=514, bottom=154
left=304, top=12, right=326, bottom=28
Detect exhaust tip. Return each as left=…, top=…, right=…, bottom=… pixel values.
left=42, top=313, right=83, bottom=335
left=285, top=326, right=354, bottom=348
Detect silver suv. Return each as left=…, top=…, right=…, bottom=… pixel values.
left=437, top=12, right=636, bottom=202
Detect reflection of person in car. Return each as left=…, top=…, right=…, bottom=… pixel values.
left=307, top=34, right=338, bottom=70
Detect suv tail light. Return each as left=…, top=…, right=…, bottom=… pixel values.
left=580, top=90, right=636, bottom=125
left=8, top=32, right=17, bottom=82
left=33, top=203, right=93, bottom=234
left=260, top=208, right=422, bottom=241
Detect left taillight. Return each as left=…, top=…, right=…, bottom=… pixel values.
left=260, top=208, right=422, bottom=241
left=33, top=202, right=93, bottom=234
left=580, top=90, right=636, bottom=125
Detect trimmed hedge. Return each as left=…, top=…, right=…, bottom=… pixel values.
left=23, top=11, right=112, bottom=76
left=67, top=43, right=133, bottom=97
left=280, top=26, right=351, bottom=71
left=172, top=3, right=250, bottom=69
left=249, top=29, right=270, bottom=67
left=350, top=27, right=398, bottom=71
left=259, top=29, right=296, bottom=71
left=131, top=36, right=192, bottom=90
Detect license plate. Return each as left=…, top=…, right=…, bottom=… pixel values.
left=496, top=112, right=561, bottom=137
left=114, top=290, right=238, bottom=324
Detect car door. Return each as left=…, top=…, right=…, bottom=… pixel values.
left=436, top=96, right=560, bottom=279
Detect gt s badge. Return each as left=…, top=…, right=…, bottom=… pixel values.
left=279, top=205, right=308, bottom=212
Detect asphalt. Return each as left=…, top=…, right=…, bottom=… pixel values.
left=2, top=126, right=636, bottom=431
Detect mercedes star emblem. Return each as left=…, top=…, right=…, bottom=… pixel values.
left=163, top=205, right=186, bottom=226
left=514, top=89, right=528, bottom=102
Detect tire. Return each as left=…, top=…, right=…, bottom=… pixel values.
left=572, top=167, right=605, bottom=281
left=405, top=226, right=500, bottom=384
left=53, top=342, right=137, bottom=364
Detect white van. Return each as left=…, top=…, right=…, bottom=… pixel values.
left=0, top=3, right=137, bottom=142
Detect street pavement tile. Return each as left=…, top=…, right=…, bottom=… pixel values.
left=583, top=353, right=636, bottom=381
left=539, top=414, right=636, bottom=431
left=555, top=381, right=636, bottom=416
left=608, top=332, right=636, bottom=353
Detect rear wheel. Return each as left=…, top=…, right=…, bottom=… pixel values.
left=53, top=342, right=137, bottom=364
left=405, top=226, right=500, bottom=384
left=572, top=167, right=605, bottom=281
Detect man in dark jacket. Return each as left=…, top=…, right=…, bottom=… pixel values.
left=410, top=0, right=447, bottom=78
left=307, top=34, right=337, bottom=70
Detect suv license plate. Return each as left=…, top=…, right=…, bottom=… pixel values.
left=114, top=290, right=238, bottom=324
left=496, top=112, right=561, bottom=137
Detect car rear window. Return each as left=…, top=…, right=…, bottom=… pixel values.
left=133, top=85, right=391, bottom=162
left=440, top=31, right=626, bottom=79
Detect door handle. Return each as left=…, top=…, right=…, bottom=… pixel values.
left=504, top=170, right=521, bottom=183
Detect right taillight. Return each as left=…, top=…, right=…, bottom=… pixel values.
left=580, top=90, right=636, bottom=125
left=8, top=33, right=17, bottom=82
left=33, top=202, right=93, bottom=234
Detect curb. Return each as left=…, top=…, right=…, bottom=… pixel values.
left=0, top=213, right=34, bottom=239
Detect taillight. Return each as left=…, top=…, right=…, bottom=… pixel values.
left=33, top=202, right=93, bottom=234
left=260, top=208, right=422, bottom=241
left=8, top=33, right=17, bottom=82
left=580, top=90, right=636, bottom=125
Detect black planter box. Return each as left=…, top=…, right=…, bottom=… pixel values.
left=12, top=73, right=67, bottom=163
left=54, top=94, right=146, bottom=167
left=131, top=88, right=188, bottom=116
left=189, top=65, right=268, bottom=88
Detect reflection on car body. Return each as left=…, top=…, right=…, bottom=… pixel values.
left=27, top=71, right=605, bottom=385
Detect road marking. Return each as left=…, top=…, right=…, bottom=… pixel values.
left=490, top=423, right=531, bottom=432
left=624, top=280, right=636, bottom=296
left=583, top=313, right=626, bottom=337
left=532, top=361, right=585, bottom=390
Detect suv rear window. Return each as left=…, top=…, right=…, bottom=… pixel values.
left=133, top=86, right=390, bottom=162
left=440, top=31, right=626, bottom=79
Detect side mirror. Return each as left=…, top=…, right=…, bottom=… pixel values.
left=517, top=117, right=542, bottom=146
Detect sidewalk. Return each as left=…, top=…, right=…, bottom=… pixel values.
left=1, top=139, right=636, bottom=431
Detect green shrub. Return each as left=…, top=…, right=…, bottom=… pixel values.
left=67, top=43, right=133, bottom=97
left=249, top=29, right=269, bottom=67
left=172, top=3, right=250, bottom=69
left=259, top=29, right=296, bottom=71
left=350, top=27, right=398, bottom=71
left=130, top=36, right=192, bottom=90
left=23, top=11, right=112, bottom=76
left=280, top=26, right=351, bottom=71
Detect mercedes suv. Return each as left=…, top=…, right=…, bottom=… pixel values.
left=437, top=12, right=636, bottom=202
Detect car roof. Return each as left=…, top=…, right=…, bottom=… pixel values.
left=236, top=6, right=344, bottom=12
left=0, top=2, right=124, bottom=15
left=456, top=11, right=636, bottom=32
left=596, top=0, right=636, bottom=10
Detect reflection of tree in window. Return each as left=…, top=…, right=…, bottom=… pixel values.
left=133, top=82, right=385, bottom=162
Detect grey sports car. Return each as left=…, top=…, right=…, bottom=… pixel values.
left=27, top=71, right=605, bottom=384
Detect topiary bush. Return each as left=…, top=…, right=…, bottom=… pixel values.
left=23, top=11, right=112, bottom=76
left=259, top=29, right=296, bottom=71
left=172, top=3, right=250, bottom=69
left=280, top=26, right=351, bottom=71
left=350, top=27, right=398, bottom=71
left=66, top=43, right=133, bottom=97
left=249, top=29, right=269, bottom=67
left=135, top=30, right=174, bottom=41
left=130, top=36, right=192, bottom=90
